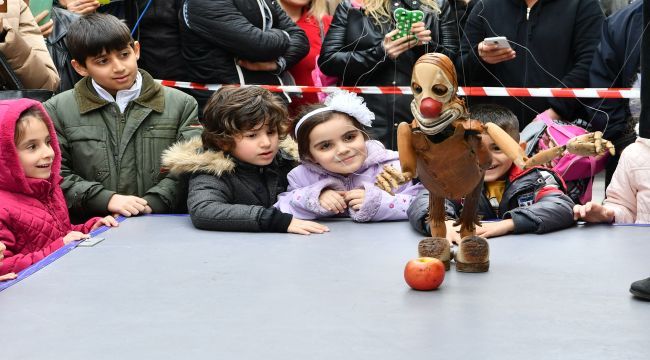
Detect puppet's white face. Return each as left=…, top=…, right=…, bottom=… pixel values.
left=410, top=62, right=457, bottom=134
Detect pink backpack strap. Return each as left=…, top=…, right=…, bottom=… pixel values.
left=537, top=111, right=581, bottom=142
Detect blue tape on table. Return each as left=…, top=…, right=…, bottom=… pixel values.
left=0, top=216, right=127, bottom=293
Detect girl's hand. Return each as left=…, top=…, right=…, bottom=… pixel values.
left=319, top=189, right=347, bottom=214
left=60, top=0, right=101, bottom=15
left=0, top=243, right=17, bottom=281
left=383, top=22, right=430, bottom=60
left=34, top=11, right=54, bottom=38
left=0, top=273, right=17, bottom=281
left=410, top=22, right=432, bottom=44
left=91, top=215, right=120, bottom=231
left=344, top=189, right=365, bottom=211
left=63, top=231, right=90, bottom=245
left=573, top=202, right=615, bottom=223
left=474, top=220, right=515, bottom=238
left=287, top=218, right=330, bottom=235
left=477, top=41, right=516, bottom=64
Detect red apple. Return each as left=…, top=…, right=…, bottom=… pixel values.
left=404, top=257, right=445, bottom=291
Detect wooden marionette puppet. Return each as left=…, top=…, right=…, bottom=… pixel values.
left=375, top=53, right=615, bottom=272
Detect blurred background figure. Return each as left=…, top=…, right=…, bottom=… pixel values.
left=278, top=0, right=333, bottom=115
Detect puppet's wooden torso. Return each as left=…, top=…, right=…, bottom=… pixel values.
left=411, top=125, right=492, bottom=199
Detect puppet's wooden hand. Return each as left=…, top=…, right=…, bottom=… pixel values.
left=375, top=165, right=412, bottom=195
left=566, top=131, right=615, bottom=157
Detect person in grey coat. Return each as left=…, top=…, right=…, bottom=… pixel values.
left=161, top=86, right=328, bottom=235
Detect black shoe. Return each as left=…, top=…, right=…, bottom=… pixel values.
left=630, top=277, right=650, bottom=300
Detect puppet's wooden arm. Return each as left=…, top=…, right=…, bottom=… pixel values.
left=484, top=122, right=528, bottom=169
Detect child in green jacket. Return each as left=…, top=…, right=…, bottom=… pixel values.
left=44, top=13, right=201, bottom=219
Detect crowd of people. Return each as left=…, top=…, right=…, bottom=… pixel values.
left=0, top=0, right=647, bottom=298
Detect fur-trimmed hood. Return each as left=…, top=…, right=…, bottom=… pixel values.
left=162, top=136, right=299, bottom=176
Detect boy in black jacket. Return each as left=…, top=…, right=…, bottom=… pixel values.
left=407, top=104, right=575, bottom=243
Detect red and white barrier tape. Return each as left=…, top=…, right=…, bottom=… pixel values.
left=157, top=80, right=640, bottom=99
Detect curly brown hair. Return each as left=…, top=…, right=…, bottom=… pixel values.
left=201, top=86, right=289, bottom=152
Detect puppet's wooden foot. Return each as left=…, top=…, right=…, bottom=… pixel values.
left=418, top=237, right=451, bottom=271
left=455, top=235, right=490, bottom=273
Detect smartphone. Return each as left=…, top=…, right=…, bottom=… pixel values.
left=484, top=36, right=511, bottom=49
left=392, top=8, right=424, bottom=41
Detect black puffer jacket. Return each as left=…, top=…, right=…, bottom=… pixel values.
left=318, top=0, right=458, bottom=149
left=179, top=0, right=309, bottom=112
left=457, top=0, right=604, bottom=127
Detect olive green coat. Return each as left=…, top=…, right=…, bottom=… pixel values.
left=44, top=70, right=201, bottom=217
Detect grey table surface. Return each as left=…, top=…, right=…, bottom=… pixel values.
left=0, top=215, right=648, bottom=360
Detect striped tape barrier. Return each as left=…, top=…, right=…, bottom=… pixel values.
left=157, top=80, right=640, bottom=99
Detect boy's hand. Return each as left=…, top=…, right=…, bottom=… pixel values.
left=34, top=11, right=54, bottom=38
left=107, top=195, right=149, bottom=217
left=573, top=202, right=615, bottom=223
left=475, top=219, right=515, bottom=238
left=61, top=0, right=101, bottom=15
left=287, top=218, right=330, bottom=235
left=90, top=215, right=120, bottom=231
left=319, top=189, right=347, bottom=214
left=444, top=219, right=462, bottom=245
left=63, top=231, right=90, bottom=245
left=0, top=273, right=17, bottom=281
left=344, top=189, right=365, bottom=210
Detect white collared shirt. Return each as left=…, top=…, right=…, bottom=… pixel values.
left=92, top=72, right=143, bottom=113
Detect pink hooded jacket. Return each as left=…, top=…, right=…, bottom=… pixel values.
left=0, top=99, right=99, bottom=275
left=604, top=137, right=650, bottom=224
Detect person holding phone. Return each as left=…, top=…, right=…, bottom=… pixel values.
left=456, top=0, right=604, bottom=128
left=318, top=0, right=458, bottom=150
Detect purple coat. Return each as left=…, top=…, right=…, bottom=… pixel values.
left=275, top=140, right=423, bottom=222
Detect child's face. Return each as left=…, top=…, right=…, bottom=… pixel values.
left=16, top=116, right=55, bottom=180
left=481, top=134, right=513, bottom=182
left=72, top=42, right=140, bottom=96
left=231, top=121, right=279, bottom=166
left=308, top=114, right=367, bottom=175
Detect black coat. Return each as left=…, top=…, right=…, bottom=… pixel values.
left=457, top=0, right=605, bottom=127
left=318, top=0, right=458, bottom=149
left=47, top=7, right=81, bottom=93
left=179, top=0, right=309, bottom=112
left=587, top=0, right=642, bottom=145
left=124, top=0, right=187, bottom=82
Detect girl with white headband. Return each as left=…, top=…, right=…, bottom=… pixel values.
left=275, top=91, right=423, bottom=222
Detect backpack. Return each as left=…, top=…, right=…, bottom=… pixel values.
left=520, top=111, right=610, bottom=204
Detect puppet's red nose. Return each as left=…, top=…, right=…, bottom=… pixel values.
left=420, top=98, right=442, bottom=118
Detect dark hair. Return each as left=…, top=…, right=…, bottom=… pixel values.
left=14, top=107, right=47, bottom=145
left=469, top=103, right=520, bottom=142
left=201, top=86, right=289, bottom=151
left=291, top=104, right=369, bottom=160
left=67, top=13, right=134, bottom=66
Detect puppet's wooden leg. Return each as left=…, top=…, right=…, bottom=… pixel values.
left=418, top=194, right=451, bottom=270
left=456, top=182, right=490, bottom=273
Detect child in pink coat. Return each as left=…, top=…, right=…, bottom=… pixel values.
left=0, top=99, right=117, bottom=280
left=573, top=133, right=650, bottom=300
